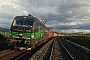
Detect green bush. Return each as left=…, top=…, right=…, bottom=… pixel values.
left=0, top=34, right=9, bottom=51
left=64, top=36, right=90, bottom=49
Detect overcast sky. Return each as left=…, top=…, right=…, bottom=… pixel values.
left=0, top=0, right=90, bottom=33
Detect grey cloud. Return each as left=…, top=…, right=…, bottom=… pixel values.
left=0, top=0, right=90, bottom=33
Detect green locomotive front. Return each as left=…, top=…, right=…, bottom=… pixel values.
left=9, top=15, right=48, bottom=50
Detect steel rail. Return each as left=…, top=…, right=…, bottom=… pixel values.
left=49, top=41, right=54, bottom=60
left=59, top=39, right=75, bottom=60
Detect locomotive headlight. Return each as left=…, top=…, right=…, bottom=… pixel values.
left=31, top=33, right=34, bottom=38
left=19, top=33, right=23, bottom=36
left=32, top=33, right=34, bottom=34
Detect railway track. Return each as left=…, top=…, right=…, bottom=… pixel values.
left=11, top=38, right=53, bottom=60
left=30, top=37, right=74, bottom=60
left=0, top=50, right=15, bottom=58
left=0, top=38, right=53, bottom=60
left=60, top=37, right=90, bottom=60
left=0, top=49, right=26, bottom=60
left=1, top=37, right=90, bottom=60
left=0, top=49, right=11, bottom=55
left=49, top=38, right=74, bottom=60
left=30, top=37, right=90, bottom=60
left=30, top=38, right=54, bottom=60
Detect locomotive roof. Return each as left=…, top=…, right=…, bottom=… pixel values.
left=15, top=14, right=36, bottom=18
left=15, top=16, right=41, bottom=22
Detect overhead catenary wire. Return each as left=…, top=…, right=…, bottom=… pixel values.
left=28, top=0, right=47, bottom=24
left=58, top=0, right=64, bottom=18
left=32, top=0, right=47, bottom=24
left=58, top=0, right=65, bottom=33
left=28, top=0, right=42, bottom=17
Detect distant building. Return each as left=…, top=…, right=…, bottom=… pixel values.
left=78, top=32, right=83, bottom=34
left=0, top=28, right=10, bottom=37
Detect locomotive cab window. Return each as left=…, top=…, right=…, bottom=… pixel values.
left=13, top=19, right=23, bottom=26
left=23, top=19, right=34, bottom=26
left=12, top=18, right=34, bottom=27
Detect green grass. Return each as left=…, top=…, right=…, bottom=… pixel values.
left=64, top=36, right=90, bottom=49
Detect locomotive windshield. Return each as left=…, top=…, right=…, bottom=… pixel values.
left=12, top=18, right=34, bottom=26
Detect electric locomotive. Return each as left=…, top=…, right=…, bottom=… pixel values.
left=9, top=14, right=48, bottom=50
